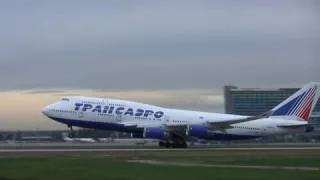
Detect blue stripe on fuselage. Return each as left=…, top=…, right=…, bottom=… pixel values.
left=49, top=117, right=142, bottom=133
left=50, top=117, right=260, bottom=141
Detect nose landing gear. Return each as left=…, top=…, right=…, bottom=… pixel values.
left=68, top=125, right=75, bottom=138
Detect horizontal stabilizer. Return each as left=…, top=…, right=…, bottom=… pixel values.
left=276, top=121, right=308, bottom=128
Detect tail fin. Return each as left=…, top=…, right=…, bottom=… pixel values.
left=270, top=82, right=320, bottom=121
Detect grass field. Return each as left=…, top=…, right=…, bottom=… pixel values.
left=0, top=149, right=320, bottom=180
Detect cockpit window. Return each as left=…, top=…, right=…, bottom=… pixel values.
left=61, top=98, right=70, bottom=101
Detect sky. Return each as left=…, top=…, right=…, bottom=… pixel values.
left=0, top=0, right=319, bottom=130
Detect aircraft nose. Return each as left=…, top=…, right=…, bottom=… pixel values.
left=41, top=105, right=51, bottom=117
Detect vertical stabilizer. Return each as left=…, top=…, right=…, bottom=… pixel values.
left=270, top=82, right=320, bottom=121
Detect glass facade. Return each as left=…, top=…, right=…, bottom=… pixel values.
left=224, top=86, right=320, bottom=123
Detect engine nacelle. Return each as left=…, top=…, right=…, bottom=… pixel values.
left=143, top=127, right=169, bottom=140
left=186, top=124, right=210, bottom=138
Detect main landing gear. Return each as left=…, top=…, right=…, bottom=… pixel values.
left=158, top=141, right=187, bottom=148
left=68, top=125, right=75, bottom=138
left=158, top=133, right=188, bottom=148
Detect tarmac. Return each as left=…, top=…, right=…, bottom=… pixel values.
left=1, top=146, right=320, bottom=153
left=0, top=142, right=320, bottom=153
left=1, top=141, right=319, bottom=148
left=1, top=142, right=319, bottom=173
left=0, top=142, right=318, bottom=158
left=128, top=160, right=320, bottom=171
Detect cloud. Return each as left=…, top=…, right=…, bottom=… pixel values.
left=0, top=0, right=318, bottom=91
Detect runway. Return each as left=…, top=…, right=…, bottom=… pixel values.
left=1, top=142, right=320, bottom=149
left=1, top=147, right=320, bottom=153
left=1, top=142, right=320, bottom=157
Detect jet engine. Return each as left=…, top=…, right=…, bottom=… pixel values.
left=143, top=127, right=169, bottom=140
left=186, top=124, right=210, bottom=138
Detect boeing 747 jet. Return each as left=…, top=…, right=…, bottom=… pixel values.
left=42, top=82, right=320, bottom=148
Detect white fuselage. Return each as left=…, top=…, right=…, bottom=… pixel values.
left=42, top=96, right=308, bottom=141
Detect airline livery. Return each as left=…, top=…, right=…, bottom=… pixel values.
left=42, top=82, right=320, bottom=148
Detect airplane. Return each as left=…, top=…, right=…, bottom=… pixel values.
left=42, top=82, right=320, bottom=148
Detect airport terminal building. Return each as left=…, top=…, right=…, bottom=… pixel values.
left=224, top=85, right=320, bottom=123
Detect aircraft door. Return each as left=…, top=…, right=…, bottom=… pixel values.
left=164, top=115, right=170, bottom=124
left=78, top=111, right=84, bottom=119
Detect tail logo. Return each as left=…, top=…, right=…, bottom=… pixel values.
left=272, top=86, right=317, bottom=121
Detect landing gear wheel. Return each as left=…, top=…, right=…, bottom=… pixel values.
left=181, top=142, right=187, bottom=148
left=68, top=125, right=74, bottom=138
left=160, top=142, right=187, bottom=148
left=158, top=142, right=165, bottom=147
left=172, top=141, right=187, bottom=148
left=165, top=142, right=171, bottom=148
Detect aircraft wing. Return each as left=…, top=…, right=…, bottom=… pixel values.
left=206, top=116, right=262, bottom=130
left=204, top=111, right=274, bottom=130
left=121, top=121, right=163, bottom=129
left=122, top=113, right=269, bottom=133
left=166, top=114, right=268, bottom=132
